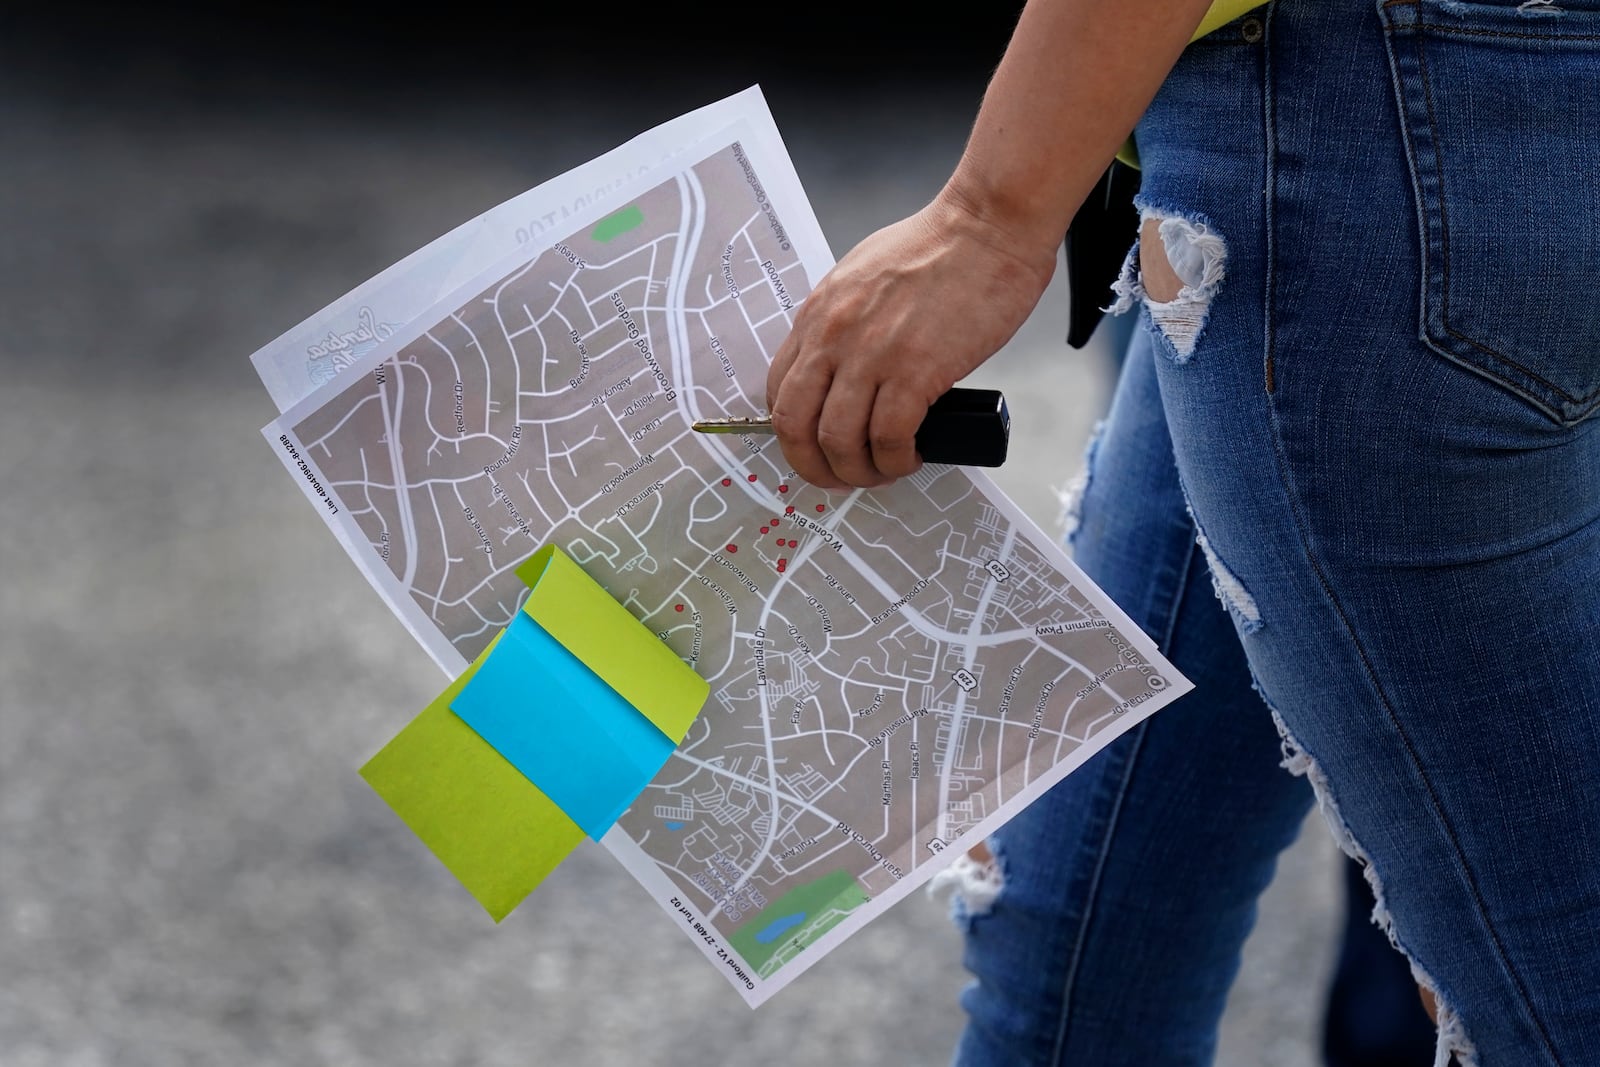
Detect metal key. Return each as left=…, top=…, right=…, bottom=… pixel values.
left=691, top=387, right=1010, bottom=468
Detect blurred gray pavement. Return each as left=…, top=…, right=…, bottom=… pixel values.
left=0, top=54, right=1340, bottom=1067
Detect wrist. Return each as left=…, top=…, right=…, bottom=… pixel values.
left=926, top=181, right=1060, bottom=292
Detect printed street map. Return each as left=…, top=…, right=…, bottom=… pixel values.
left=258, top=90, right=1190, bottom=1005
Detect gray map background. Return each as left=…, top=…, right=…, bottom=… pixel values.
left=1, top=46, right=1342, bottom=1067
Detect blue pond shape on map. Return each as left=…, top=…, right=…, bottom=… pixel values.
left=753, top=912, right=807, bottom=944
left=664, top=822, right=685, bottom=831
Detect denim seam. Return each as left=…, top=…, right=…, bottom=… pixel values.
left=1441, top=324, right=1600, bottom=414
left=1261, top=2, right=1279, bottom=395
left=1045, top=540, right=1198, bottom=1065
left=1390, top=14, right=1600, bottom=422
left=1380, top=5, right=1435, bottom=407
left=1130, top=196, right=1224, bottom=233
left=1261, top=304, right=1566, bottom=1066
left=1414, top=22, right=1600, bottom=39
left=1275, top=11, right=1557, bottom=1060
left=1416, top=23, right=1599, bottom=411
left=1415, top=15, right=1456, bottom=358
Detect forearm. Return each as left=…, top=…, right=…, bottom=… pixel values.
left=764, top=0, right=1216, bottom=489
left=942, top=0, right=1216, bottom=257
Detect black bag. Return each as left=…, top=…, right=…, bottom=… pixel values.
left=1064, top=161, right=1141, bottom=348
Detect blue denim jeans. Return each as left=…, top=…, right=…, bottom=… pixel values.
left=954, top=1, right=1600, bottom=1064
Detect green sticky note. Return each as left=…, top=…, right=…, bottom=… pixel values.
left=516, top=545, right=709, bottom=743
left=360, top=638, right=585, bottom=922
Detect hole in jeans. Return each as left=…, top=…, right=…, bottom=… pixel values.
left=1263, top=691, right=1480, bottom=1067
left=1177, top=490, right=1264, bottom=635
left=1057, top=419, right=1107, bottom=552
left=929, top=840, right=1006, bottom=931
left=1106, top=208, right=1227, bottom=363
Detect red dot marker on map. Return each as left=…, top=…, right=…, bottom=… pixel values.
left=726, top=543, right=738, bottom=553
left=721, top=478, right=732, bottom=486
left=760, top=527, right=769, bottom=534
left=748, top=474, right=758, bottom=482
left=815, top=504, right=826, bottom=513
left=675, top=604, right=684, bottom=612
left=778, top=484, right=789, bottom=493
left=777, top=559, right=787, bottom=572
left=771, top=517, right=781, bottom=526
left=785, top=506, right=795, bottom=514
left=790, top=539, right=800, bottom=548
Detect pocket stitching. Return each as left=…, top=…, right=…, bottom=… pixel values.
left=1421, top=27, right=1599, bottom=410
left=1390, top=8, right=1600, bottom=421
left=1414, top=23, right=1600, bottom=41
left=1443, top=327, right=1600, bottom=412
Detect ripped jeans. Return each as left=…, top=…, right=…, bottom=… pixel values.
left=953, top=1, right=1600, bottom=1064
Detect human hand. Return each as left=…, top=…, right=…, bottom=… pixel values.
left=765, top=192, right=1056, bottom=490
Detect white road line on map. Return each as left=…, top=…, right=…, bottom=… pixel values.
left=672, top=753, right=835, bottom=841
left=935, top=523, right=1016, bottom=841
left=355, top=449, right=390, bottom=549
left=511, top=470, right=556, bottom=529
left=831, top=541, right=1031, bottom=648
left=660, top=204, right=790, bottom=507
left=547, top=305, right=577, bottom=348
left=306, top=389, right=381, bottom=453
left=584, top=271, right=656, bottom=315
left=536, top=262, right=588, bottom=314
left=715, top=488, right=868, bottom=909
left=377, top=365, right=421, bottom=591
left=443, top=312, right=494, bottom=429
left=735, top=230, right=776, bottom=364
left=427, top=486, right=454, bottom=609
left=666, top=171, right=706, bottom=423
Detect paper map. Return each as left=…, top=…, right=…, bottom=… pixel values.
left=257, top=88, right=1191, bottom=1006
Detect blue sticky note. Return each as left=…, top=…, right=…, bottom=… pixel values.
left=450, top=613, right=675, bottom=839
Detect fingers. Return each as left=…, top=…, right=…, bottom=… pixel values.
left=765, top=324, right=802, bottom=414
left=867, top=385, right=926, bottom=481
left=817, top=379, right=890, bottom=488
left=769, top=353, right=849, bottom=490
left=768, top=327, right=925, bottom=489
left=777, top=376, right=926, bottom=490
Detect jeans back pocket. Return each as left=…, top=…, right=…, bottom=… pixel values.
left=1379, top=0, right=1600, bottom=426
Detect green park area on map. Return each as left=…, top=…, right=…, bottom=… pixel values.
left=727, top=869, right=871, bottom=975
